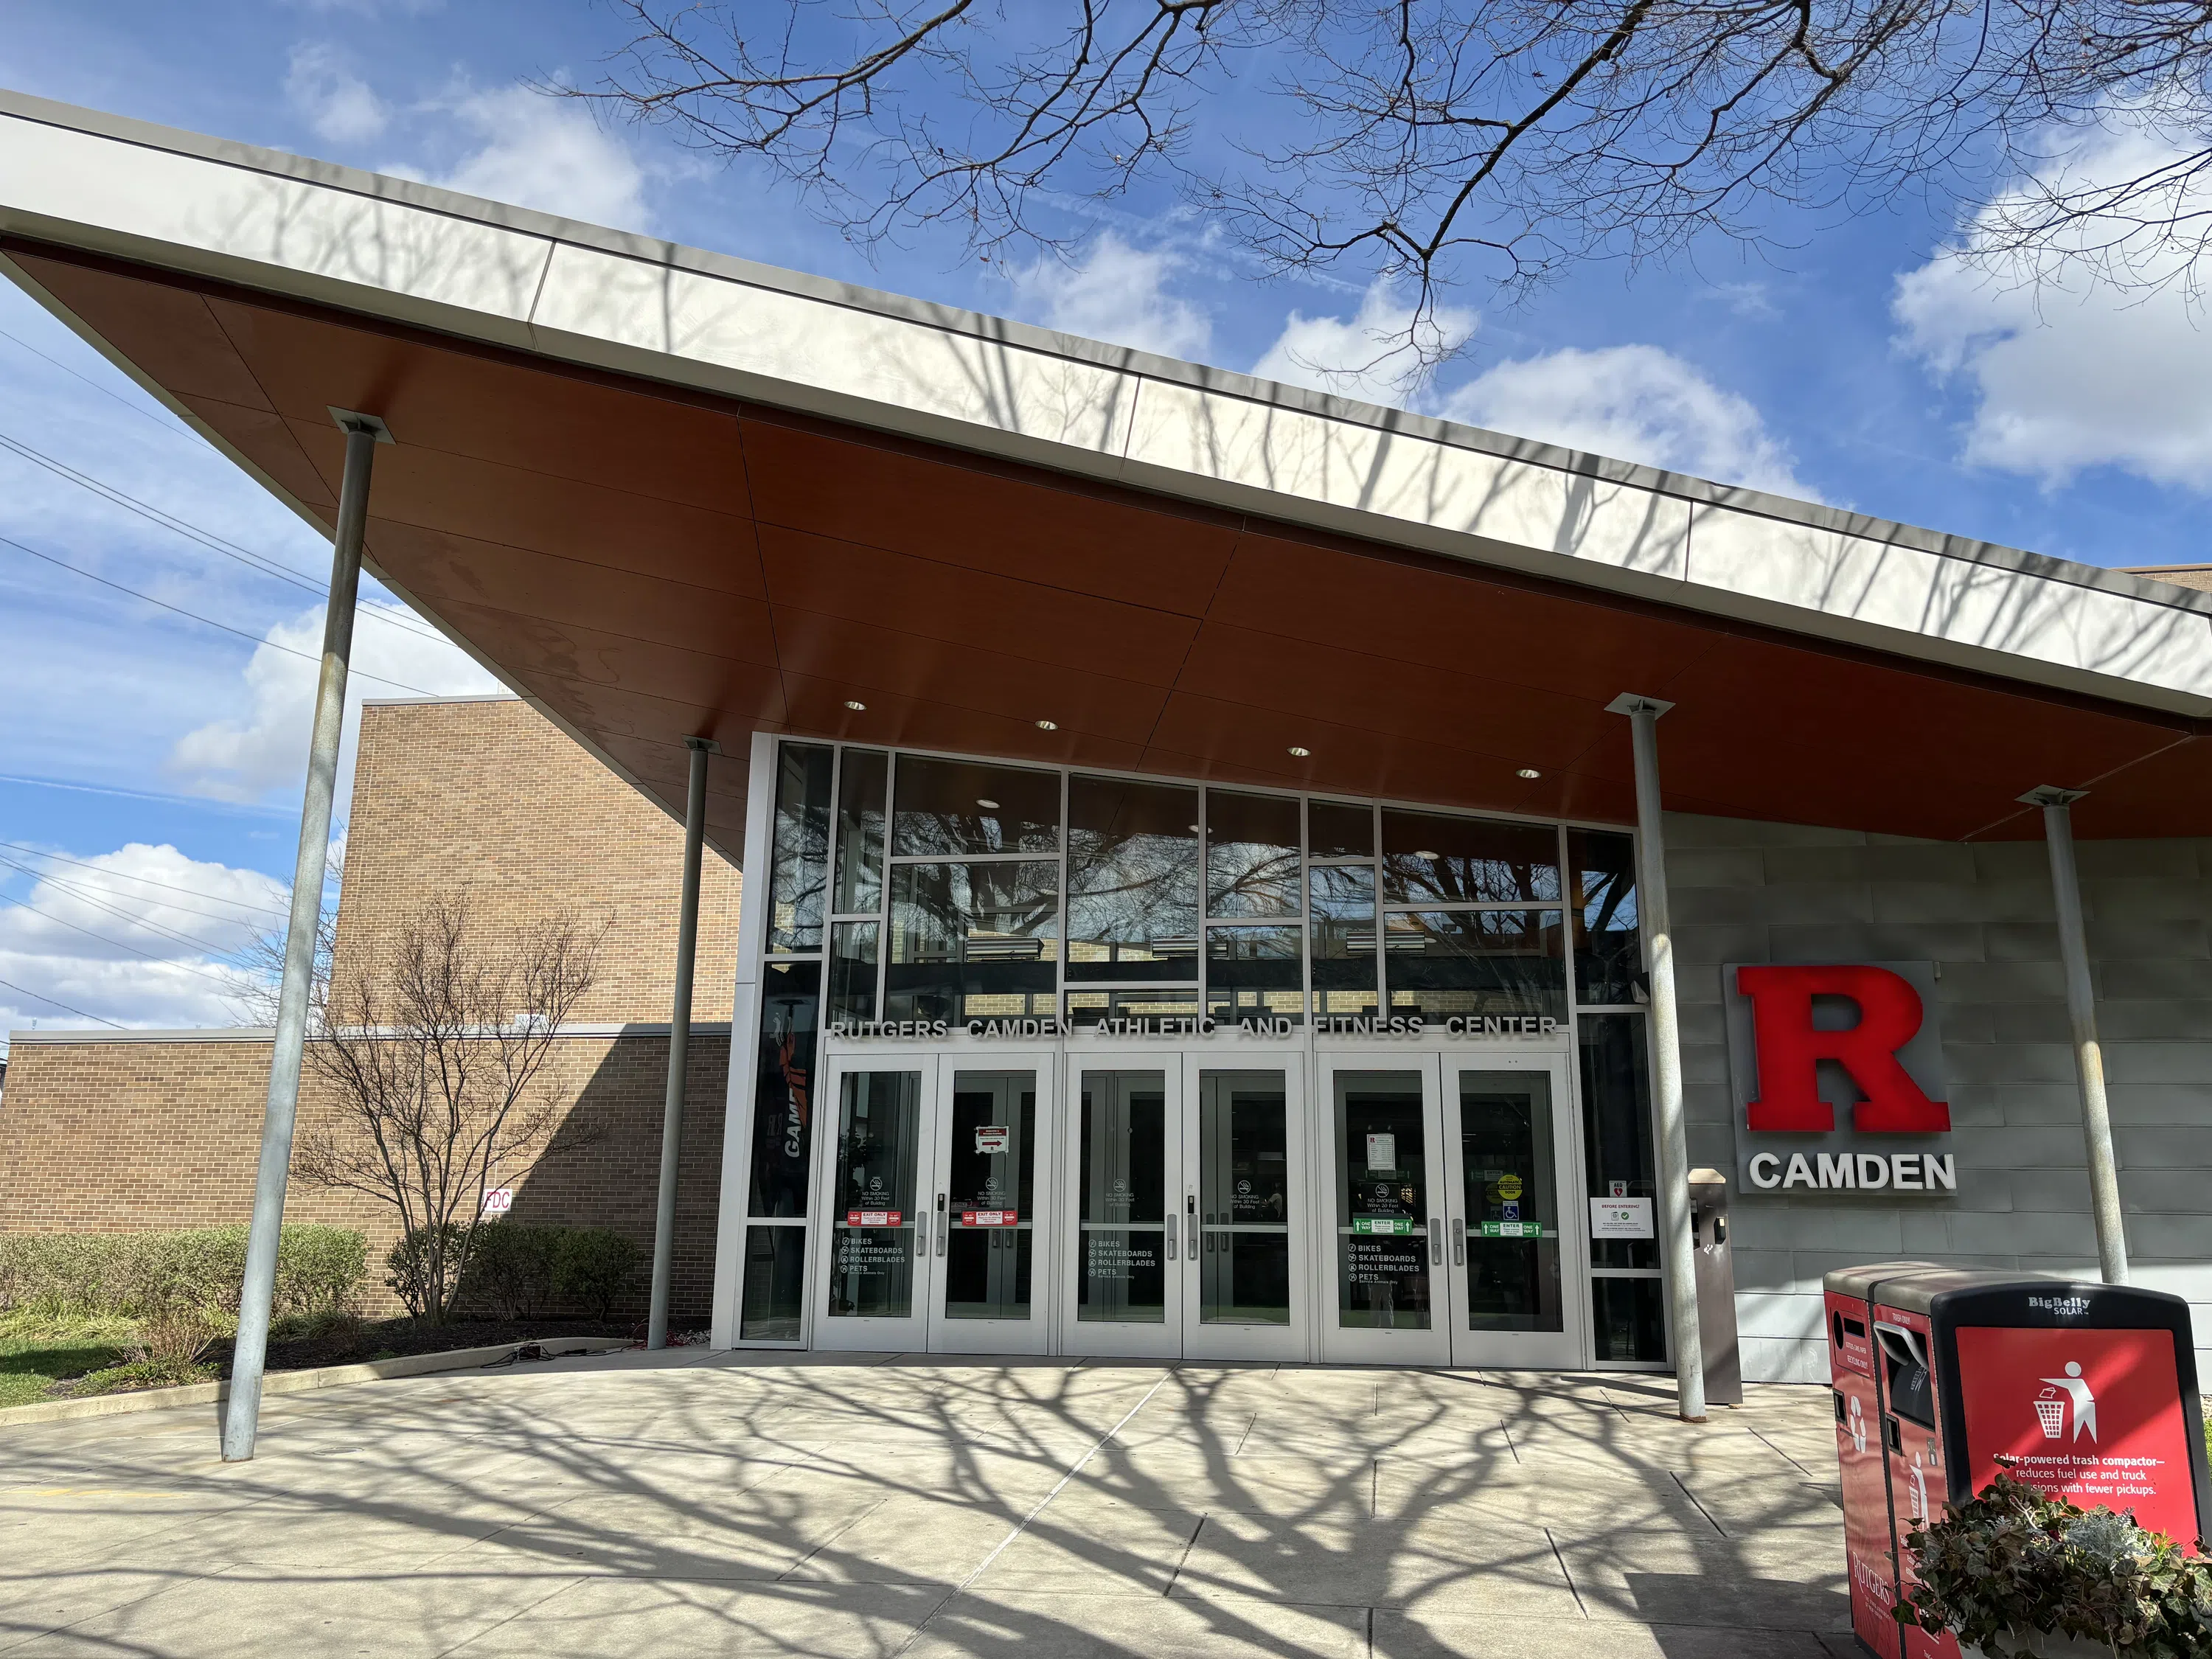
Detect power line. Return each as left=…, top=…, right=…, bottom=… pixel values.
left=0, top=841, right=288, bottom=918
left=0, top=532, right=447, bottom=697
left=0, top=856, right=252, bottom=961
left=0, top=890, right=248, bottom=989
left=0, top=852, right=287, bottom=929
left=0, top=426, right=453, bottom=647
left=0, top=974, right=126, bottom=1029
left=0, top=325, right=200, bottom=442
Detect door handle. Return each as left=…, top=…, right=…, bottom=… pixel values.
left=1428, top=1217, right=1442, bottom=1266
left=1186, top=1194, right=1198, bottom=1253
left=1166, top=1228, right=1176, bottom=1262
left=936, top=1193, right=947, bottom=1256
left=1452, top=1217, right=1466, bottom=1266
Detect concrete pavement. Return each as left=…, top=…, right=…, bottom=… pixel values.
left=2, top=1351, right=1853, bottom=1656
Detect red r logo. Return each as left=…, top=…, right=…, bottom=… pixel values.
left=1736, top=964, right=1950, bottom=1133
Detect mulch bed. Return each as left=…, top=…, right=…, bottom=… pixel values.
left=205, top=1315, right=686, bottom=1375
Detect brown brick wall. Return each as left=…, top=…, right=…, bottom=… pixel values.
left=333, top=698, right=742, bottom=1026
left=0, top=1032, right=730, bottom=1321
left=0, top=695, right=748, bottom=1322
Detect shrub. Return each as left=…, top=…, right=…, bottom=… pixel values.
left=0, top=1227, right=367, bottom=1324
left=554, top=1228, right=640, bottom=1321
left=275, top=1226, right=368, bottom=1318
left=132, top=1303, right=220, bottom=1385
left=385, top=1223, right=467, bottom=1321
left=1902, top=1462, right=2212, bottom=1656
left=462, top=1223, right=563, bottom=1320
left=457, top=1225, right=642, bottom=1322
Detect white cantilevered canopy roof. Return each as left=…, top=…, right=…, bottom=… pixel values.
left=4, top=86, right=2210, bottom=854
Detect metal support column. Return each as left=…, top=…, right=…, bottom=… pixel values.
left=1607, top=692, right=1705, bottom=1422
left=2021, top=786, right=2129, bottom=1284
left=222, top=411, right=388, bottom=1462
left=648, top=737, right=714, bottom=1349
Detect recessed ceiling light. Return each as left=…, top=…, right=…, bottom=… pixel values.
left=1414, top=850, right=1440, bottom=860
left=976, top=798, right=1001, bottom=811
left=1517, top=768, right=1541, bottom=780
left=844, top=699, right=866, bottom=712
left=1287, top=746, right=1311, bottom=758
left=1036, top=719, right=1058, bottom=731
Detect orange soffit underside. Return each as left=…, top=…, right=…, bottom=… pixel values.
left=10, top=239, right=2207, bottom=852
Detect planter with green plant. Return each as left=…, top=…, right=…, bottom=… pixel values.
left=1899, top=1463, right=2212, bottom=1657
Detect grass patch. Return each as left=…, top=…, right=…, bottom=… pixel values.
left=0, top=1334, right=134, bottom=1408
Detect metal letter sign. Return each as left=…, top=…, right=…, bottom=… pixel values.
left=1725, top=962, right=1956, bottom=1199
left=1735, top=965, right=1950, bottom=1132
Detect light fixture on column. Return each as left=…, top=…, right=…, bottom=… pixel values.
left=844, top=699, right=866, bottom=712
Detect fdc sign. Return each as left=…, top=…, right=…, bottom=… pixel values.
left=1722, top=961, right=1955, bottom=1198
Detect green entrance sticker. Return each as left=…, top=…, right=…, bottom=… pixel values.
left=1352, top=1217, right=1415, bottom=1235
left=1477, top=1221, right=1554, bottom=1239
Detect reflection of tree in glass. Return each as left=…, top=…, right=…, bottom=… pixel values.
left=1207, top=792, right=1301, bottom=917
left=1382, top=812, right=1559, bottom=905
left=769, top=745, right=832, bottom=948
left=1068, top=778, right=1198, bottom=950
left=892, top=863, right=1061, bottom=962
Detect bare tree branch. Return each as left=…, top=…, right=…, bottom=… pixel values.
left=563, top=0, right=2212, bottom=358
left=292, top=897, right=607, bottom=1323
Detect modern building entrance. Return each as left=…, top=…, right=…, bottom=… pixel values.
left=812, top=1051, right=1057, bottom=1356
left=1319, top=1052, right=1582, bottom=1370
left=1060, top=1056, right=1311, bottom=1363
left=728, top=734, right=1668, bottom=1372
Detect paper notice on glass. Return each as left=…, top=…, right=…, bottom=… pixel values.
left=1590, top=1197, right=1655, bottom=1239
left=1365, top=1133, right=1397, bottom=1172
left=975, top=1126, right=1010, bottom=1155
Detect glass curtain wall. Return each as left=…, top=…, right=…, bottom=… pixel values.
left=1568, top=827, right=1666, bottom=1363
left=746, top=739, right=1668, bottom=1363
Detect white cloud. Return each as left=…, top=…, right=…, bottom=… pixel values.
left=1251, top=282, right=1478, bottom=409
left=0, top=844, right=289, bottom=1032
left=165, top=599, right=503, bottom=804
left=1439, top=344, right=1811, bottom=497
left=425, top=86, right=650, bottom=231
left=1894, top=120, right=2212, bottom=490
left=1009, top=234, right=1213, bottom=361
left=285, top=44, right=388, bottom=145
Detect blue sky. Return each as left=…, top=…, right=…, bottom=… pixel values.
left=3, top=0, right=2210, bottom=1041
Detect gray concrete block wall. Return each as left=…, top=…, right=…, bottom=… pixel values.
left=1666, top=814, right=2212, bottom=1386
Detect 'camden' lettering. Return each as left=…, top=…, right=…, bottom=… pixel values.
left=1747, top=1152, right=1954, bottom=1192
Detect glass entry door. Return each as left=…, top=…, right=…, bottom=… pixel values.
left=1444, top=1061, right=1582, bottom=1368
left=1317, top=1052, right=1583, bottom=1367
left=1059, top=1056, right=1309, bottom=1362
left=1062, top=1062, right=1179, bottom=1357
left=928, top=1056, right=1054, bottom=1354
left=815, top=1057, right=937, bottom=1352
left=1180, top=1061, right=1306, bottom=1362
left=1318, top=1059, right=1450, bottom=1366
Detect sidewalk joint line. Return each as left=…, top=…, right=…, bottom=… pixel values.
left=1671, top=1470, right=1730, bottom=1537
left=1543, top=1525, right=1589, bottom=1617
left=1162, top=1513, right=1205, bottom=1596
left=890, top=1365, right=1178, bottom=1655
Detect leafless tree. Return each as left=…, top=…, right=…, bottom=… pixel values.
left=568, top=1, right=2212, bottom=360
left=291, top=898, right=605, bottom=1323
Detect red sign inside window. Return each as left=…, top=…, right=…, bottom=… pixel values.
left=1956, top=1326, right=2199, bottom=1550
left=1736, top=964, right=1950, bottom=1133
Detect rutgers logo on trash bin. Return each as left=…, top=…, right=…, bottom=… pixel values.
left=1724, top=961, right=1956, bottom=1197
